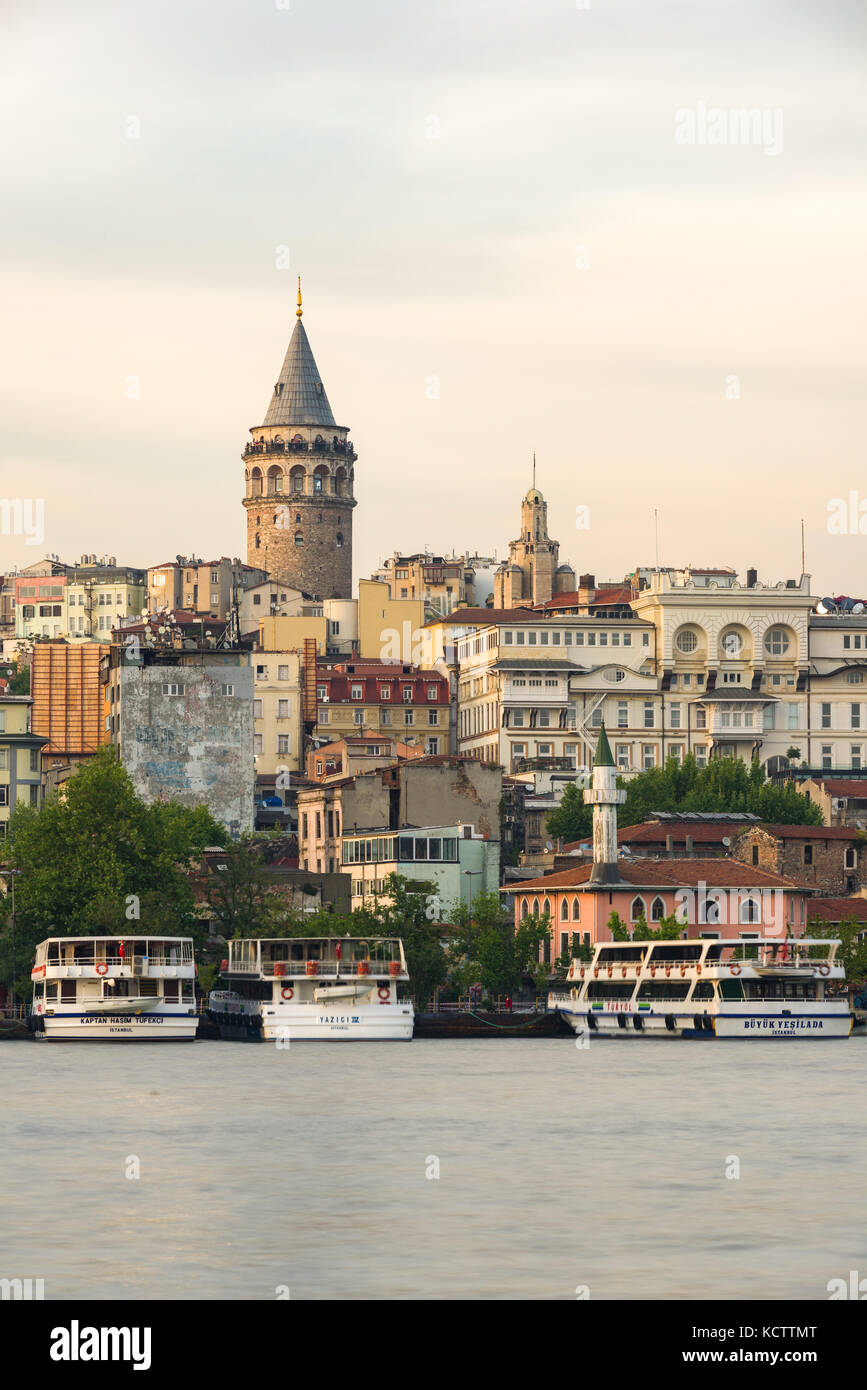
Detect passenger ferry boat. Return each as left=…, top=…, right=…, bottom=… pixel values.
left=550, top=937, right=853, bottom=1039
left=208, top=937, right=414, bottom=1041
left=29, top=937, right=198, bottom=1041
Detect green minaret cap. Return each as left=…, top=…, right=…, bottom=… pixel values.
left=594, top=722, right=615, bottom=768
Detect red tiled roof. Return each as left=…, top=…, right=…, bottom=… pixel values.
left=425, top=607, right=535, bottom=627
left=806, top=897, right=867, bottom=922
left=814, top=780, right=867, bottom=799
left=536, top=586, right=635, bottom=610
left=561, top=821, right=749, bottom=852
left=740, top=824, right=860, bottom=842
left=508, top=858, right=808, bottom=892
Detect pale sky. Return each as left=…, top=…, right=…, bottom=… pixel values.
left=1, top=0, right=866, bottom=597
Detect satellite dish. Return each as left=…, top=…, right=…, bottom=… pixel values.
left=854, top=603, right=865, bottom=615
left=722, top=836, right=731, bottom=847
left=841, top=597, right=855, bottom=613
left=818, top=598, right=837, bottom=614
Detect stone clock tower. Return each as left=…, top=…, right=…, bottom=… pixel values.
left=242, top=281, right=356, bottom=598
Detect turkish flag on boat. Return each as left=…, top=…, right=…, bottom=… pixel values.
left=118, top=939, right=125, bottom=960
left=335, top=941, right=342, bottom=960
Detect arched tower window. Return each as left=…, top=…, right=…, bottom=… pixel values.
left=294, top=532, right=303, bottom=547
left=254, top=535, right=261, bottom=549
left=336, top=533, right=344, bottom=548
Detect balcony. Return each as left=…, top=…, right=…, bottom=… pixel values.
left=225, top=959, right=408, bottom=980
left=244, top=439, right=355, bottom=460
left=32, top=952, right=195, bottom=980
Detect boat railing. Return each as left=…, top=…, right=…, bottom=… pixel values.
left=38, top=953, right=193, bottom=970
left=229, top=960, right=407, bottom=979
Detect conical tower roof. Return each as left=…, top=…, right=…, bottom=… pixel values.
left=262, top=317, right=337, bottom=429
left=594, top=722, right=615, bottom=768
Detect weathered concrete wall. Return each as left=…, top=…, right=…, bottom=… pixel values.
left=400, top=761, right=502, bottom=838
left=120, top=664, right=254, bottom=837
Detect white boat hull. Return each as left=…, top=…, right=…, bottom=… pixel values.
left=557, top=1004, right=852, bottom=1040
left=213, top=1001, right=414, bottom=1041
left=36, top=1011, right=198, bottom=1041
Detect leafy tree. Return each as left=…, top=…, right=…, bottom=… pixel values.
left=448, top=891, right=550, bottom=997
left=612, top=754, right=821, bottom=829
left=545, top=782, right=594, bottom=844
left=0, top=747, right=228, bottom=997
left=8, top=665, right=30, bottom=695
left=806, top=917, right=867, bottom=988
left=606, top=910, right=683, bottom=941
left=205, top=841, right=286, bottom=939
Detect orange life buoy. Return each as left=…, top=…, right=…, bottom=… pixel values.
left=281, top=987, right=294, bottom=1001
left=650, top=966, right=656, bottom=977
left=607, top=965, right=613, bottom=978
left=96, top=963, right=108, bottom=976
left=377, top=986, right=390, bottom=1001
left=621, top=966, right=627, bottom=978
left=568, top=964, right=574, bottom=979
left=580, top=967, right=585, bottom=979
left=730, top=963, right=742, bottom=976
left=696, top=964, right=702, bottom=975
left=665, top=965, right=671, bottom=977
left=593, top=966, right=599, bottom=978
left=818, top=964, right=830, bottom=976
left=680, top=964, right=686, bottom=977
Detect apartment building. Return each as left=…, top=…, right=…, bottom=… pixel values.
left=0, top=694, right=46, bottom=835
left=305, top=734, right=425, bottom=781
left=252, top=649, right=304, bottom=776
left=312, top=659, right=450, bottom=755
left=30, top=640, right=108, bottom=787
left=147, top=556, right=269, bottom=621
left=456, top=611, right=658, bottom=772
left=63, top=556, right=146, bottom=641
left=369, top=552, right=497, bottom=616
left=297, top=756, right=501, bottom=879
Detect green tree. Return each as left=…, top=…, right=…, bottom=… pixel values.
left=545, top=782, right=594, bottom=844
left=615, top=754, right=821, bottom=828
left=8, top=665, right=30, bottom=695
left=0, top=747, right=228, bottom=998
left=806, top=917, right=867, bottom=988
left=606, top=910, right=683, bottom=941
left=448, top=891, right=550, bottom=997
left=205, top=842, right=286, bottom=939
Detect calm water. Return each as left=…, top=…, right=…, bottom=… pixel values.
left=2, top=1038, right=865, bottom=1300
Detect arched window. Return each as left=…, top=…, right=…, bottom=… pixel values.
left=764, top=627, right=792, bottom=657
left=520, top=899, right=529, bottom=920
left=267, top=465, right=283, bottom=494
left=250, top=467, right=263, bottom=497
left=572, top=897, right=580, bottom=921
left=532, top=900, right=539, bottom=916
left=845, top=847, right=857, bottom=869
left=651, top=896, right=665, bottom=922
left=542, top=898, right=551, bottom=919
left=254, top=535, right=261, bottom=549
left=561, top=898, right=569, bottom=922
left=294, top=532, right=303, bottom=547
left=336, top=533, right=344, bottom=548
left=740, top=895, right=760, bottom=924
left=290, top=466, right=305, bottom=494
left=630, top=896, right=645, bottom=922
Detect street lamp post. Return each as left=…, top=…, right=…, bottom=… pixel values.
left=463, top=869, right=482, bottom=961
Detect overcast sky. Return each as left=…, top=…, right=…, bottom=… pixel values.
left=1, top=0, right=865, bottom=597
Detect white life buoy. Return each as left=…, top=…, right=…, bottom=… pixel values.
left=818, top=964, right=831, bottom=977
left=377, top=986, right=390, bottom=1002
left=96, top=963, right=108, bottom=976
left=281, top=987, right=294, bottom=1001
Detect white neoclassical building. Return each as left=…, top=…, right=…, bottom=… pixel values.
left=454, top=568, right=867, bottom=777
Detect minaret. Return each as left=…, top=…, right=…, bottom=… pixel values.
left=584, top=724, right=626, bottom=884
left=242, top=280, right=356, bottom=598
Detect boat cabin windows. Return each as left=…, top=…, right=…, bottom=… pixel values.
left=742, top=980, right=818, bottom=1001
left=586, top=981, right=634, bottom=1000
left=45, top=982, right=58, bottom=1001
left=692, top=980, right=715, bottom=1000
left=719, top=978, right=744, bottom=1001
left=636, top=981, right=691, bottom=1001
left=73, top=942, right=95, bottom=963
left=60, top=981, right=76, bottom=1003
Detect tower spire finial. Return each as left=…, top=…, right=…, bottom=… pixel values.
left=296, top=275, right=303, bottom=318
left=532, top=451, right=536, bottom=489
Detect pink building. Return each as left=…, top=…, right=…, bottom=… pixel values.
left=509, top=858, right=813, bottom=962
left=507, top=725, right=814, bottom=959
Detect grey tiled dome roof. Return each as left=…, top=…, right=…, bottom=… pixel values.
left=263, top=319, right=336, bottom=428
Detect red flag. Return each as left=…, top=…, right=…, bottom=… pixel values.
left=118, top=939, right=125, bottom=960
left=335, top=941, right=342, bottom=961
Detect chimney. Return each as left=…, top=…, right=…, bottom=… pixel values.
left=746, top=568, right=758, bottom=588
